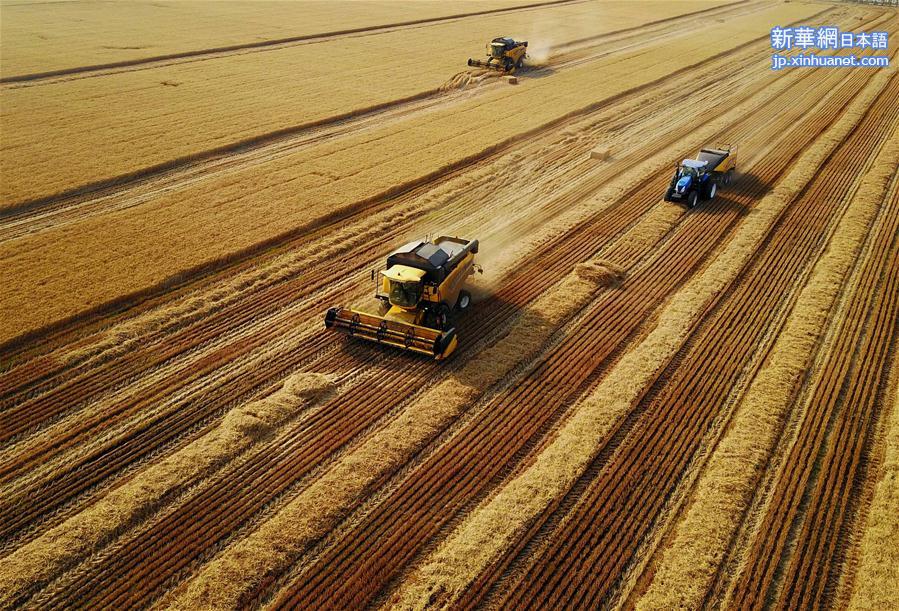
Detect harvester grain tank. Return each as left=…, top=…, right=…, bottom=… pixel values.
left=324, top=236, right=482, bottom=360
left=468, top=37, right=528, bottom=73
left=664, top=145, right=738, bottom=208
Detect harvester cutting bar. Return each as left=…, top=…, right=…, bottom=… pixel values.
left=325, top=307, right=457, bottom=359
left=467, top=58, right=509, bottom=72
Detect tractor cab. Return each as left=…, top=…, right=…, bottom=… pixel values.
left=677, top=158, right=708, bottom=178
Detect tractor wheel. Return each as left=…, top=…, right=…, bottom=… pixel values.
left=705, top=181, right=718, bottom=201
left=456, top=290, right=471, bottom=312
left=687, top=191, right=699, bottom=209
left=664, top=187, right=675, bottom=202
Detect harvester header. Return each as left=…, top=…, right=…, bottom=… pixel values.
left=324, top=236, right=481, bottom=360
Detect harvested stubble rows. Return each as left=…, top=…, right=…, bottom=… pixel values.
left=1, top=0, right=898, bottom=609
left=0, top=6, right=851, bottom=560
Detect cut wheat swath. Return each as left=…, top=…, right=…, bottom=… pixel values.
left=162, top=258, right=621, bottom=610
left=634, top=116, right=899, bottom=611
left=385, top=77, right=892, bottom=608
left=0, top=373, right=333, bottom=608
left=848, top=344, right=899, bottom=611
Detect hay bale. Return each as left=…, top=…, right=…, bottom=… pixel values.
left=590, top=147, right=611, bottom=161
left=575, top=260, right=625, bottom=287
left=506, top=76, right=519, bottom=85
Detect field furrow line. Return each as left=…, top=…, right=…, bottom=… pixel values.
left=628, top=117, right=899, bottom=611
left=726, top=136, right=899, bottom=609
left=489, top=67, right=899, bottom=611
left=383, top=65, right=898, bottom=610
left=266, top=59, right=871, bottom=610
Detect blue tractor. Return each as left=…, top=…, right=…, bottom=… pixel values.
left=664, top=145, right=737, bottom=208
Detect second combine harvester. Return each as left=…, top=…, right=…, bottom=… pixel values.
left=325, top=236, right=481, bottom=360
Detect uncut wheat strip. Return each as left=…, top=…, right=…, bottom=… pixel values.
left=157, top=257, right=621, bottom=610
left=385, top=68, right=895, bottom=608
left=632, top=120, right=899, bottom=611
left=3, top=38, right=780, bottom=464
left=0, top=373, right=333, bottom=608
left=0, top=4, right=824, bottom=347
left=847, top=332, right=899, bottom=611
left=0, top=65, right=740, bottom=549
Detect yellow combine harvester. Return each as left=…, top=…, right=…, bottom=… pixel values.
left=325, top=236, right=481, bottom=360
left=468, top=37, right=528, bottom=73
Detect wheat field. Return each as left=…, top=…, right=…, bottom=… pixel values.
left=1, top=0, right=897, bottom=609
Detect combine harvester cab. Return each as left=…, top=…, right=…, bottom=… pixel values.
left=665, top=144, right=737, bottom=208
left=468, top=37, right=528, bottom=73
left=325, top=236, right=481, bottom=360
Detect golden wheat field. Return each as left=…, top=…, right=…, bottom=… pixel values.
left=1, top=0, right=898, bottom=608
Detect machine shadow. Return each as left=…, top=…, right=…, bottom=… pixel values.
left=520, top=65, right=558, bottom=80
left=331, top=287, right=592, bottom=373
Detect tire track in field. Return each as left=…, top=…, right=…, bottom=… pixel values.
left=487, top=69, right=899, bottom=611
left=728, top=132, right=899, bottom=610
left=19, top=36, right=825, bottom=607
left=265, top=61, right=874, bottom=610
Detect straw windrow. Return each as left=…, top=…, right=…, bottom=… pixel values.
left=635, top=121, right=899, bottom=611
left=388, top=69, right=895, bottom=609
left=0, top=373, right=333, bottom=608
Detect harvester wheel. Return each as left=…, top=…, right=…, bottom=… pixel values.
left=436, top=304, right=454, bottom=330
left=456, top=290, right=471, bottom=311
left=516, top=58, right=524, bottom=70
left=687, top=191, right=699, bottom=209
